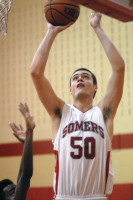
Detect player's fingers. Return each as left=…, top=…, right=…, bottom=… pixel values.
left=13, top=133, right=24, bottom=143
left=19, top=103, right=30, bottom=119
left=13, top=132, right=19, bottom=139
left=9, top=122, right=19, bottom=131
left=64, top=21, right=73, bottom=29
left=25, top=111, right=31, bottom=119
left=19, top=102, right=24, bottom=110
left=18, top=102, right=25, bottom=116
left=91, top=12, right=95, bottom=19
left=24, top=103, right=29, bottom=113
left=19, top=124, right=23, bottom=130
left=9, top=122, right=14, bottom=130
left=12, top=123, right=20, bottom=132
left=91, top=11, right=101, bottom=17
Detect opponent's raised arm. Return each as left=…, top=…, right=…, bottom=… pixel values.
left=90, top=12, right=125, bottom=138
left=30, top=20, right=72, bottom=118
left=9, top=103, right=35, bottom=200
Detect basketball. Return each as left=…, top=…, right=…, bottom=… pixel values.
left=44, top=0, right=80, bottom=26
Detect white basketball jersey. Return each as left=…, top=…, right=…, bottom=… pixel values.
left=53, top=104, right=114, bottom=200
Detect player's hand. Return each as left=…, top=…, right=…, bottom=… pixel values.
left=90, top=12, right=102, bottom=28
left=9, top=122, right=26, bottom=144
left=45, top=16, right=73, bottom=33
left=18, top=102, right=35, bottom=131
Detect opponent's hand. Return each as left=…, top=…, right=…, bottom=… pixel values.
left=18, top=102, right=35, bottom=131
left=90, top=12, right=102, bottom=28
left=9, top=123, right=26, bottom=143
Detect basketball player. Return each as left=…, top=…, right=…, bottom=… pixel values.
left=0, top=103, right=35, bottom=200
left=30, top=12, right=125, bottom=200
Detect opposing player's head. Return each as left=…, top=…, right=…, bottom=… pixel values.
left=0, top=179, right=16, bottom=200
left=70, top=68, right=97, bottom=99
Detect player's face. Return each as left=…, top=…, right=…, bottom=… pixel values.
left=70, top=70, right=97, bottom=99
left=3, top=184, right=16, bottom=200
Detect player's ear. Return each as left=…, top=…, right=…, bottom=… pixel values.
left=70, top=87, right=72, bottom=94
left=93, top=85, right=98, bottom=98
left=94, top=84, right=98, bottom=92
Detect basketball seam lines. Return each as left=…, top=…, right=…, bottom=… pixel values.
left=49, top=2, right=58, bottom=26
left=46, top=8, right=77, bottom=23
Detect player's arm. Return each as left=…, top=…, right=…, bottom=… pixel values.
left=91, top=12, right=125, bottom=139
left=9, top=103, right=35, bottom=200
left=30, top=21, right=73, bottom=119
left=9, top=122, right=26, bottom=184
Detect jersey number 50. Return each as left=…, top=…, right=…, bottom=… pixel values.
left=70, top=137, right=95, bottom=159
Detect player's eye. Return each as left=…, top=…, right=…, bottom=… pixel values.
left=82, top=75, right=89, bottom=79
left=73, top=76, right=78, bottom=81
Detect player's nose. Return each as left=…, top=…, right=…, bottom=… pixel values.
left=78, top=76, right=83, bottom=81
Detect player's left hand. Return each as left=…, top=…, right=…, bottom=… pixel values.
left=90, top=12, right=102, bottom=28
left=9, top=122, right=26, bottom=143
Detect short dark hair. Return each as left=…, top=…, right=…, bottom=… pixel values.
left=0, top=179, right=14, bottom=200
left=70, top=68, right=97, bottom=98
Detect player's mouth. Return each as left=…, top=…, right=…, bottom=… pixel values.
left=77, top=83, right=85, bottom=88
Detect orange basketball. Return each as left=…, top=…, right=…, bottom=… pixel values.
left=44, top=0, right=80, bottom=26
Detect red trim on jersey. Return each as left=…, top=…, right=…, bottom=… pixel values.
left=105, top=151, right=110, bottom=193
left=73, top=105, right=93, bottom=113
left=54, top=150, right=59, bottom=198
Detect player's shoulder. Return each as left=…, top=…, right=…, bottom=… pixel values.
left=93, top=105, right=102, bottom=113
left=92, top=105, right=105, bottom=120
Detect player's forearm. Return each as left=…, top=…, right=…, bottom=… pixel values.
left=93, top=26, right=125, bottom=72
left=18, top=130, right=33, bottom=182
left=30, top=28, right=58, bottom=76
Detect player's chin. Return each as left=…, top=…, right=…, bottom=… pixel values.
left=76, top=91, right=88, bottom=98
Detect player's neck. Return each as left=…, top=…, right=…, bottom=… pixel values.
left=73, top=99, right=93, bottom=112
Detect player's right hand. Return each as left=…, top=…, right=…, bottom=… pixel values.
left=18, top=102, right=35, bottom=131
left=45, top=16, right=74, bottom=33
left=90, top=12, right=102, bottom=28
